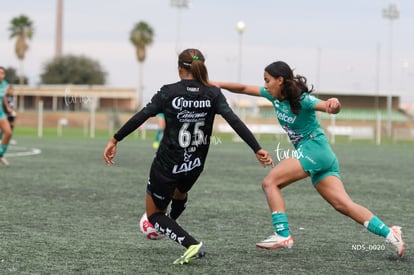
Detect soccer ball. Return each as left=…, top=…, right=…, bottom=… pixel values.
left=139, top=212, right=165, bottom=240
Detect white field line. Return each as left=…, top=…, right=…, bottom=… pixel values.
left=5, top=146, right=42, bottom=157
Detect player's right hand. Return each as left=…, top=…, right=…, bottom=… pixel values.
left=103, top=138, right=118, bottom=166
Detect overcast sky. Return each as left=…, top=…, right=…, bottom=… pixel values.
left=1, top=0, right=413, bottom=103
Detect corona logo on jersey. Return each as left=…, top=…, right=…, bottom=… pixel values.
left=172, top=96, right=211, bottom=111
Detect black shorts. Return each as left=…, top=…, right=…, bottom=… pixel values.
left=147, top=163, right=201, bottom=211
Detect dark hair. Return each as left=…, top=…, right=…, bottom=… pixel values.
left=178, top=48, right=211, bottom=87
left=0, top=66, right=6, bottom=74
left=265, top=61, right=313, bottom=115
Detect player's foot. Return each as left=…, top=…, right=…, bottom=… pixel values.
left=256, top=233, right=294, bottom=250
left=0, top=157, right=9, bottom=167
left=152, top=141, right=159, bottom=150
left=386, top=226, right=405, bottom=257
left=173, top=242, right=206, bottom=265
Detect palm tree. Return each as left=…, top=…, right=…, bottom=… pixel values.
left=9, top=15, right=34, bottom=86
left=130, top=21, right=154, bottom=108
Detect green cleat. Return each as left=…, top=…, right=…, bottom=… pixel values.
left=173, top=242, right=206, bottom=265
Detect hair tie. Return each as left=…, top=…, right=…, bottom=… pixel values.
left=193, top=55, right=199, bottom=61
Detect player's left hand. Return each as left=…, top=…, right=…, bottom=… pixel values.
left=326, top=98, right=341, bottom=114
left=326, top=97, right=341, bottom=114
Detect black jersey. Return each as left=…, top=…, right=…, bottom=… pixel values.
left=114, top=79, right=261, bottom=176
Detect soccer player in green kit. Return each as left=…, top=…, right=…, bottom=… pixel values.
left=0, top=66, right=12, bottom=167
left=214, top=61, right=405, bottom=257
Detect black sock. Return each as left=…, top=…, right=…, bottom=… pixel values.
left=169, top=196, right=188, bottom=220
left=148, top=212, right=198, bottom=248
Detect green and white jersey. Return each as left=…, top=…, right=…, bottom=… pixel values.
left=260, top=87, right=324, bottom=147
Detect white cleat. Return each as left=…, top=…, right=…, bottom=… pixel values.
left=386, top=226, right=405, bottom=257
left=0, top=157, right=9, bottom=167
left=256, top=233, right=294, bottom=250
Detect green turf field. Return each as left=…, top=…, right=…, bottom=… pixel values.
left=0, top=132, right=413, bottom=274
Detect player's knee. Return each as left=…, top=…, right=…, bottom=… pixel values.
left=2, top=128, right=12, bottom=138
left=261, top=176, right=281, bottom=191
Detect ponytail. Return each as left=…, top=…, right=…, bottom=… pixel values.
left=178, top=49, right=211, bottom=87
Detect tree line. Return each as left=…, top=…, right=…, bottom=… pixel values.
left=5, top=14, right=154, bottom=86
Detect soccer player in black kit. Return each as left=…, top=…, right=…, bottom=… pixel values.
left=103, top=48, right=274, bottom=265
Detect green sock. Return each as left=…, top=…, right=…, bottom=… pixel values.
left=0, top=144, right=7, bottom=157
left=364, top=216, right=390, bottom=238
left=154, top=130, right=164, bottom=142
left=271, top=212, right=290, bottom=237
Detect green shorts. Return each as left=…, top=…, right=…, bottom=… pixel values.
left=296, top=135, right=340, bottom=186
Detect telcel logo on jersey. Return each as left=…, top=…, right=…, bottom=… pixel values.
left=277, top=111, right=296, bottom=124
left=172, top=97, right=211, bottom=111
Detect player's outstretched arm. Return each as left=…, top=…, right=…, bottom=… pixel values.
left=103, top=137, right=118, bottom=166
left=211, top=81, right=262, bottom=97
